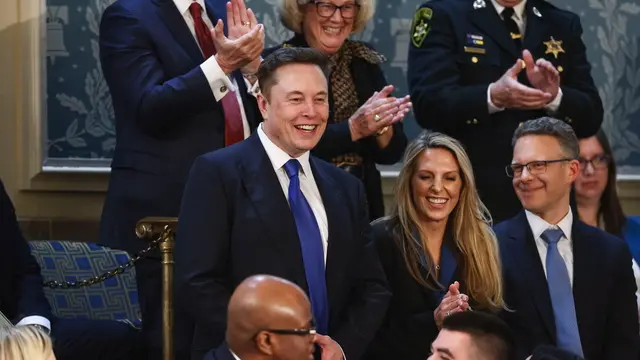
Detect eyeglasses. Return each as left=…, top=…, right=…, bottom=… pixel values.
left=578, top=155, right=610, bottom=171
left=312, top=1, right=360, bottom=19
left=505, top=159, right=573, bottom=178
left=263, top=327, right=317, bottom=336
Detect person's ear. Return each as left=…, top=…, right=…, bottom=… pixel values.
left=257, top=93, right=269, bottom=120
left=255, top=331, right=275, bottom=355
left=567, top=159, right=580, bottom=183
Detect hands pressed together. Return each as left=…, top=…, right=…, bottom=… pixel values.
left=490, top=49, right=561, bottom=110
left=349, top=85, right=413, bottom=141
left=212, top=0, right=264, bottom=75
left=434, top=281, right=471, bottom=329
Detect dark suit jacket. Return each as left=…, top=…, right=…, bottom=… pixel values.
left=408, top=0, right=603, bottom=223
left=0, top=179, right=52, bottom=323
left=264, top=34, right=407, bottom=220
left=175, top=133, right=391, bottom=359
left=494, top=211, right=639, bottom=360
left=364, top=219, right=477, bottom=360
left=202, top=343, right=236, bottom=360
left=98, top=0, right=261, bottom=254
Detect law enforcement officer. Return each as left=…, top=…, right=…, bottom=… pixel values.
left=407, top=0, right=603, bottom=223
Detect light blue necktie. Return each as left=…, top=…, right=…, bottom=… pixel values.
left=541, top=228, right=584, bottom=357
left=283, top=159, right=329, bottom=335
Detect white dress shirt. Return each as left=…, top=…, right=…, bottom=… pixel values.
left=486, top=0, right=563, bottom=114
left=525, top=208, right=574, bottom=286
left=257, top=124, right=329, bottom=263
left=173, top=0, right=260, bottom=139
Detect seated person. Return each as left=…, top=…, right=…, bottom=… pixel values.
left=365, top=131, right=505, bottom=360
left=0, top=325, right=55, bottom=360
left=0, top=178, right=142, bottom=360
left=427, top=311, right=515, bottom=360
left=574, top=129, right=640, bottom=313
left=203, top=274, right=316, bottom=360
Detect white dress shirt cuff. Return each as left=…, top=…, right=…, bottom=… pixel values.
left=243, top=76, right=261, bottom=97
left=544, top=88, right=563, bottom=113
left=200, top=56, right=236, bottom=101
left=487, top=83, right=504, bottom=114
left=16, top=315, right=51, bottom=331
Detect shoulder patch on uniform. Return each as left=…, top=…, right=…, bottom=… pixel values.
left=411, top=7, right=433, bottom=48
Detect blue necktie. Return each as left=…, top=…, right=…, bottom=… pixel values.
left=284, top=159, right=329, bottom=334
left=541, top=228, right=583, bottom=357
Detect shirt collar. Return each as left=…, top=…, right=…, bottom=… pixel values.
left=173, top=0, right=206, bottom=16
left=230, top=349, right=241, bottom=360
left=257, top=124, right=312, bottom=178
left=525, top=207, right=574, bottom=242
left=491, top=0, right=527, bottom=20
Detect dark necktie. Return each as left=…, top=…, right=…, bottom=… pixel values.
left=188, top=2, right=244, bottom=146
left=283, top=159, right=329, bottom=335
left=541, top=228, right=584, bottom=357
left=501, top=7, right=522, bottom=52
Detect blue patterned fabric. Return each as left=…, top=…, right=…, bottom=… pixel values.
left=28, top=241, right=141, bottom=327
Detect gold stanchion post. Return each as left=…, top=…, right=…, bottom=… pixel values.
left=136, top=217, right=178, bottom=360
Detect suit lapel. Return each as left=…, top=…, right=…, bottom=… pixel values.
left=311, top=158, right=349, bottom=307
left=239, top=135, right=306, bottom=283
left=204, top=0, right=224, bottom=33
left=153, top=0, right=204, bottom=63
left=468, top=3, right=519, bottom=58
left=214, top=343, right=236, bottom=360
left=508, top=212, right=556, bottom=340
left=571, top=220, right=599, bottom=343
left=522, top=0, right=547, bottom=55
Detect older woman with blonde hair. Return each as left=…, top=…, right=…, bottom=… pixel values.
left=364, top=131, right=505, bottom=360
left=260, top=0, right=411, bottom=220
left=0, top=326, right=55, bottom=360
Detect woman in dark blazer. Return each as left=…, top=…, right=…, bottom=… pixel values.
left=365, top=131, right=506, bottom=360
left=263, top=0, right=411, bottom=219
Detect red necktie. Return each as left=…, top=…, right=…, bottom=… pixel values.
left=189, top=2, right=244, bottom=146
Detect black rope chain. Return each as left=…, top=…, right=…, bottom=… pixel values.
left=41, top=236, right=163, bottom=289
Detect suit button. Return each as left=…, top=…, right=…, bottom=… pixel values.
left=558, top=65, right=564, bottom=73
left=472, top=118, right=478, bottom=124
left=220, top=85, right=227, bottom=92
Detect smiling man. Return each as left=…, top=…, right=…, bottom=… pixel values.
left=175, top=47, right=391, bottom=360
left=494, top=117, right=639, bottom=359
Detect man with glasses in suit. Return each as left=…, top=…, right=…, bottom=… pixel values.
left=494, top=117, right=639, bottom=359
left=203, top=275, right=317, bottom=360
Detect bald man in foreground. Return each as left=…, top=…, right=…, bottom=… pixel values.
left=203, top=275, right=318, bottom=360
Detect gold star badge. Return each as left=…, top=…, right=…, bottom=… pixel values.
left=543, top=36, right=565, bottom=59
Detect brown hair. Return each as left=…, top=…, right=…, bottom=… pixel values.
left=257, top=47, right=330, bottom=100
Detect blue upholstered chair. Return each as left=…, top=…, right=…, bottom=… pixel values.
left=28, top=240, right=142, bottom=328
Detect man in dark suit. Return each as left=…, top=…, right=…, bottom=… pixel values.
left=98, top=0, right=264, bottom=357
left=407, top=0, right=603, bottom=223
left=494, top=117, right=639, bottom=359
left=203, top=274, right=316, bottom=360
left=0, top=178, right=142, bottom=359
left=175, top=47, right=391, bottom=360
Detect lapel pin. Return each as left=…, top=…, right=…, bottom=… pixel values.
left=473, top=0, right=486, bottom=9
left=533, top=7, right=542, bottom=17
left=543, top=36, right=565, bottom=59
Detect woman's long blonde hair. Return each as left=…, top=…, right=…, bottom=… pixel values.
left=385, top=131, right=505, bottom=311
left=0, top=326, right=54, bottom=360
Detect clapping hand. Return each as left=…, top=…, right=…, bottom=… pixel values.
left=522, top=49, right=560, bottom=101
left=211, top=0, right=264, bottom=75
left=348, top=85, right=412, bottom=141
left=489, top=57, right=553, bottom=110
left=225, top=0, right=262, bottom=75
left=434, top=281, right=470, bottom=329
